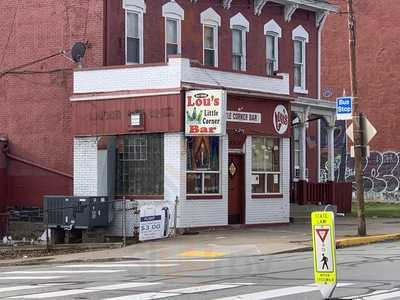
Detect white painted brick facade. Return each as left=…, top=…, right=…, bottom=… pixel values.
left=74, top=133, right=290, bottom=229
left=73, top=137, right=99, bottom=196
left=73, top=58, right=289, bottom=96
left=177, top=134, right=229, bottom=228
left=245, top=136, right=290, bottom=224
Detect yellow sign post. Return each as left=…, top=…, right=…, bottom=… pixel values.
left=311, top=211, right=337, bottom=299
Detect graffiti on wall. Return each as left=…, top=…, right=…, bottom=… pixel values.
left=345, top=152, right=400, bottom=194
left=319, top=120, right=400, bottom=198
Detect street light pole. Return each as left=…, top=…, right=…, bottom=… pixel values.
left=347, top=0, right=366, bottom=236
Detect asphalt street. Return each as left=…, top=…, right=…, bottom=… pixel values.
left=0, top=241, right=399, bottom=300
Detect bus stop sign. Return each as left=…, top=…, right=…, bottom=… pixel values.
left=312, top=211, right=337, bottom=299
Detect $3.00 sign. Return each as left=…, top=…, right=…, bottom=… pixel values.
left=311, top=211, right=337, bottom=285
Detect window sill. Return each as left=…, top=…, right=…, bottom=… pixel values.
left=115, top=195, right=164, bottom=200
left=293, top=87, right=308, bottom=94
left=187, top=194, right=223, bottom=200
left=251, top=194, right=283, bottom=199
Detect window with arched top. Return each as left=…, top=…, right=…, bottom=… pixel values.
left=230, top=13, right=250, bottom=71
left=264, top=20, right=282, bottom=76
left=162, top=1, right=184, bottom=61
left=292, top=25, right=309, bottom=94
left=200, top=8, right=221, bottom=67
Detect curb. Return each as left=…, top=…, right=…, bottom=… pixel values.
left=336, top=233, right=400, bottom=248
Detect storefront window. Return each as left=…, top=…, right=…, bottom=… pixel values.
left=252, top=137, right=280, bottom=194
left=116, top=134, right=164, bottom=195
left=186, top=136, right=220, bottom=194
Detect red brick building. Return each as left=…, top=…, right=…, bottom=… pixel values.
left=0, top=1, right=104, bottom=209
left=322, top=0, right=400, bottom=201
left=2, top=0, right=349, bottom=231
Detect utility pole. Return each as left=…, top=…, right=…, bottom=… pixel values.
left=347, top=0, right=366, bottom=236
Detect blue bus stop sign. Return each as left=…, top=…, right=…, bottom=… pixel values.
left=336, top=97, right=353, bottom=120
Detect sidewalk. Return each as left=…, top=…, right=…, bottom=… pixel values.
left=1, top=217, right=399, bottom=266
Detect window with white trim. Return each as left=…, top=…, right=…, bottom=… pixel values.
left=162, top=1, right=184, bottom=61
left=203, top=26, right=216, bottom=66
left=264, top=20, right=281, bottom=76
left=293, top=39, right=306, bottom=89
left=166, top=18, right=179, bottom=56
left=251, top=137, right=280, bottom=194
left=186, top=136, right=220, bottom=194
left=201, top=7, right=221, bottom=67
left=292, top=25, right=309, bottom=93
left=266, top=34, right=277, bottom=76
left=230, top=13, right=249, bottom=71
left=126, top=11, right=142, bottom=64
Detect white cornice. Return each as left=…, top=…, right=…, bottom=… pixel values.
left=284, top=3, right=299, bottom=22
left=223, top=0, right=233, bottom=9
left=254, top=0, right=270, bottom=16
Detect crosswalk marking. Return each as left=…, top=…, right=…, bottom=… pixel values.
left=343, top=289, right=398, bottom=299
left=11, top=282, right=160, bottom=299
left=0, top=284, right=61, bottom=293
left=0, top=276, right=64, bottom=280
left=353, top=290, right=400, bottom=300
left=59, top=263, right=178, bottom=268
left=104, top=283, right=255, bottom=300
left=4, top=270, right=124, bottom=274
left=213, top=283, right=354, bottom=300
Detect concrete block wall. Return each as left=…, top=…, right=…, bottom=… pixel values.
left=245, top=136, right=290, bottom=224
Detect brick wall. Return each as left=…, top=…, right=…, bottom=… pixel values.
left=107, top=0, right=319, bottom=98
left=322, top=0, right=400, bottom=152
left=322, top=0, right=400, bottom=200
left=0, top=0, right=104, bottom=208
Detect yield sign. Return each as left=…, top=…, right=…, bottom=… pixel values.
left=316, top=228, right=329, bottom=242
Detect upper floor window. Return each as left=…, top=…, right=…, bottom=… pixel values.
left=200, top=8, right=221, bottom=67
left=230, top=13, right=249, bottom=71
left=292, top=25, right=309, bottom=94
left=162, top=1, right=184, bottom=61
left=264, top=20, right=281, bottom=76
left=166, top=18, right=179, bottom=56
left=123, top=0, right=146, bottom=64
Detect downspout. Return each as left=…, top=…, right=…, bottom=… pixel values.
left=2, top=144, right=73, bottom=179
left=317, top=13, right=328, bottom=99
left=0, top=136, right=8, bottom=212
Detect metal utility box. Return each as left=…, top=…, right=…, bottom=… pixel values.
left=43, top=196, right=111, bottom=230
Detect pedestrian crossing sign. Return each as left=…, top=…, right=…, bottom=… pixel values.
left=311, top=211, right=337, bottom=286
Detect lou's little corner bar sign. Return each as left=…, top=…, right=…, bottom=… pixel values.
left=185, top=90, right=227, bottom=136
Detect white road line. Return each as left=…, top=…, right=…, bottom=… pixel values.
left=0, top=284, right=61, bottom=293
left=104, top=283, right=255, bottom=300
left=213, top=283, right=354, bottom=300
left=343, top=289, right=398, bottom=299
left=4, top=270, right=124, bottom=274
left=11, top=282, right=160, bottom=299
left=0, top=276, right=64, bottom=280
left=59, top=263, right=178, bottom=268
left=117, top=259, right=222, bottom=263
left=353, top=290, right=400, bottom=300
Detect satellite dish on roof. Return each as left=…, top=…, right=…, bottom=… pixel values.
left=71, top=42, right=87, bottom=63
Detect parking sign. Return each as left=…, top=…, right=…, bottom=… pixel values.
left=336, top=97, right=353, bottom=120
